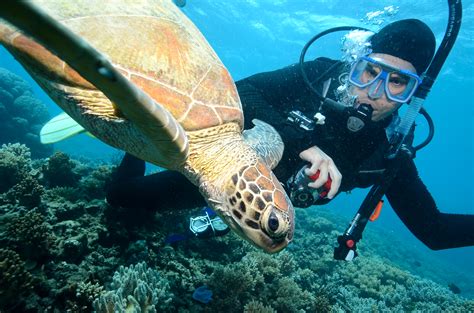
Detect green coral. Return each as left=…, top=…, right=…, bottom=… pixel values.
left=93, top=262, right=173, bottom=313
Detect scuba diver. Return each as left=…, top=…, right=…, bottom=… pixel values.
left=106, top=18, right=473, bottom=253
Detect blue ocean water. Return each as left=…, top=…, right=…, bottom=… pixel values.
left=0, top=0, right=472, bottom=299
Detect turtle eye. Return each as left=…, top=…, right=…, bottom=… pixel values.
left=261, top=206, right=289, bottom=239
left=268, top=212, right=279, bottom=232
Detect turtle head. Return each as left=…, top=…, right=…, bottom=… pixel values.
left=219, top=160, right=294, bottom=253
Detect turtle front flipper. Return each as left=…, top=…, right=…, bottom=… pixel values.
left=243, top=119, right=284, bottom=170
left=0, top=1, right=188, bottom=169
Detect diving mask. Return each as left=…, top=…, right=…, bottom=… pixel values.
left=349, top=56, right=422, bottom=103
left=189, top=207, right=230, bottom=238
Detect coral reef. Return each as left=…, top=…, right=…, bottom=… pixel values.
left=0, top=68, right=52, bottom=158
left=243, top=300, right=276, bottom=313
left=0, top=143, right=44, bottom=208
left=0, top=248, right=34, bottom=310
left=0, top=151, right=472, bottom=312
left=42, top=151, right=80, bottom=188
left=0, top=143, right=32, bottom=193
left=79, top=165, right=114, bottom=200
left=93, top=262, right=172, bottom=312
left=5, top=174, right=44, bottom=208
left=5, top=209, right=56, bottom=261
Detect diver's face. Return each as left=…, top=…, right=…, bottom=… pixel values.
left=350, top=53, right=417, bottom=122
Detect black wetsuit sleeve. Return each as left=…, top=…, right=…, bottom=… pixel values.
left=106, top=153, right=206, bottom=211
left=386, top=159, right=474, bottom=250
left=235, top=58, right=337, bottom=182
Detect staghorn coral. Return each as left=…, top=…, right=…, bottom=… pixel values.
left=0, top=68, right=52, bottom=158
left=64, top=281, right=105, bottom=312
left=93, top=262, right=173, bottom=313
left=243, top=300, right=276, bottom=313
left=0, top=248, right=34, bottom=310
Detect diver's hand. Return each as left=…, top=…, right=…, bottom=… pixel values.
left=299, top=146, right=342, bottom=199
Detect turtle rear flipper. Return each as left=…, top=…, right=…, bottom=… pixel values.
left=40, top=112, right=89, bottom=144
left=0, top=1, right=188, bottom=168
left=243, top=119, right=284, bottom=170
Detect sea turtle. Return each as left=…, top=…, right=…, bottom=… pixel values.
left=0, top=0, right=294, bottom=253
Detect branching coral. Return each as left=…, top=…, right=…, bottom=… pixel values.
left=0, top=143, right=32, bottom=192
left=93, top=262, right=173, bottom=313
left=243, top=300, right=276, bottom=313
left=5, top=174, right=44, bottom=208
left=0, top=248, right=34, bottom=310
left=79, top=165, right=114, bottom=200
left=5, top=210, right=55, bottom=261
left=206, top=250, right=322, bottom=312
left=42, top=151, right=80, bottom=188
left=65, top=281, right=105, bottom=312
left=0, top=143, right=44, bottom=207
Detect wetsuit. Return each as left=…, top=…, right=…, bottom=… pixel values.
left=107, top=58, right=474, bottom=250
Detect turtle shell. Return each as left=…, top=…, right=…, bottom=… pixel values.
left=2, top=0, right=243, bottom=131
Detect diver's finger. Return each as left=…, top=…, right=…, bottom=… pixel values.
left=300, top=148, right=322, bottom=176
left=305, top=159, right=322, bottom=177
left=327, top=166, right=342, bottom=199
left=299, top=148, right=319, bottom=164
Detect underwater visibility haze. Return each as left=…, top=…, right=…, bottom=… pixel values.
left=0, top=0, right=473, bottom=312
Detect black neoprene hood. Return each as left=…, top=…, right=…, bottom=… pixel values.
left=370, top=19, right=436, bottom=74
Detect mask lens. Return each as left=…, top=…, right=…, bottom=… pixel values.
left=349, top=58, right=382, bottom=87
left=349, top=56, right=421, bottom=103
left=190, top=216, right=211, bottom=234
left=386, top=72, right=419, bottom=102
